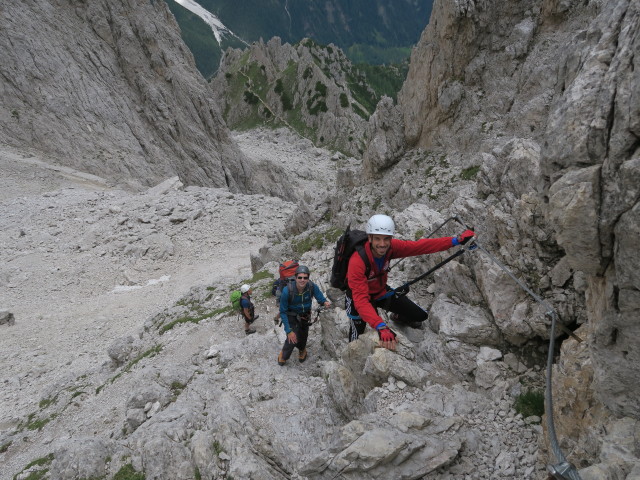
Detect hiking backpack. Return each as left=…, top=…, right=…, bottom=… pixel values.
left=329, top=225, right=371, bottom=291
left=230, top=290, right=243, bottom=312
left=272, top=260, right=299, bottom=301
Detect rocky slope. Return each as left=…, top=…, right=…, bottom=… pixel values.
left=1, top=126, right=552, bottom=480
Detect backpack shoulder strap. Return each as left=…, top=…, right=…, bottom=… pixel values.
left=288, top=277, right=297, bottom=304
left=355, top=244, right=371, bottom=278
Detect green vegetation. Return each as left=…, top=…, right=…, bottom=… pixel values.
left=347, top=44, right=412, bottom=65
left=292, top=227, right=342, bottom=255
left=460, top=165, right=480, bottom=180
left=38, top=395, right=58, bottom=409
left=0, top=440, right=11, bottom=453
left=14, top=453, right=54, bottom=480
left=217, top=34, right=409, bottom=154
left=245, top=270, right=273, bottom=283
left=274, top=79, right=293, bottom=110
left=158, top=269, right=273, bottom=334
left=169, top=0, right=432, bottom=79
left=306, top=81, right=329, bottom=115
left=113, top=463, right=145, bottom=480
left=25, top=412, right=57, bottom=431
left=514, top=389, right=545, bottom=419
left=351, top=103, right=368, bottom=120
left=213, top=441, right=225, bottom=455
left=414, top=229, right=426, bottom=240
left=354, top=61, right=408, bottom=101
left=159, top=309, right=223, bottom=334
left=243, top=91, right=260, bottom=105
left=164, top=1, right=221, bottom=80
left=345, top=71, right=377, bottom=118
left=170, top=381, right=186, bottom=395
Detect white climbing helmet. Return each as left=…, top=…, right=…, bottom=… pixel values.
left=240, top=284, right=251, bottom=293
left=366, top=214, right=395, bottom=236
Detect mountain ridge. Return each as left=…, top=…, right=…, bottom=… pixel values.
left=166, top=0, right=433, bottom=78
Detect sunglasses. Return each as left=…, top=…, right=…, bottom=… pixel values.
left=296, top=276, right=309, bottom=280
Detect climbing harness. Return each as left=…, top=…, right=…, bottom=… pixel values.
left=451, top=216, right=583, bottom=480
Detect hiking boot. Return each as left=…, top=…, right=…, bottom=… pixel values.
left=277, top=351, right=286, bottom=366
left=245, top=328, right=256, bottom=335
left=298, top=349, right=308, bottom=363
left=390, top=313, right=423, bottom=329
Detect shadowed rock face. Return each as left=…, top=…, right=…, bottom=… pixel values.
left=0, top=0, right=248, bottom=190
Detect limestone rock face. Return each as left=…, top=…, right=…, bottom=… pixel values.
left=0, top=0, right=248, bottom=190
left=548, top=166, right=603, bottom=275
left=390, top=0, right=640, bottom=473
left=361, top=96, right=405, bottom=180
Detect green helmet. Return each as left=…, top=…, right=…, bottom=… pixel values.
left=295, top=265, right=310, bottom=275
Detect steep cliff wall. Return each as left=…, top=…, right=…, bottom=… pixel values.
left=390, top=0, right=639, bottom=472
left=0, top=0, right=248, bottom=189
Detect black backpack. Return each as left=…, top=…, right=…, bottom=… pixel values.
left=329, top=225, right=371, bottom=291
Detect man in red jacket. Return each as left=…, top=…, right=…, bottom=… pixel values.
left=345, top=214, right=475, bottom=351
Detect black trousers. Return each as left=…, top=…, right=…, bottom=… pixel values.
left=281, top=314, right=310, bottom=360
left=345, top=289, right=428, bottom=342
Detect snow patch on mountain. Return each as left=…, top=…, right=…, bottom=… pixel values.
left=173, top=0, right=246, bottom=45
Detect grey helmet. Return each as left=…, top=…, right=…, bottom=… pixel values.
left=295, top=265, right=310, bottom=276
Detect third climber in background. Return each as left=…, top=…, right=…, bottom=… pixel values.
left=240, top=284, right=259, bottom=335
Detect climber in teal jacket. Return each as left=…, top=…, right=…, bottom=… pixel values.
left=277, top=265, right=331, bottom=366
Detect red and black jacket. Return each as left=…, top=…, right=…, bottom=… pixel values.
left=346, top=237, right=454, bottom=330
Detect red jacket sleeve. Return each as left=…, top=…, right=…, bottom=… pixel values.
left=389, top=237, right=454, bottom=258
